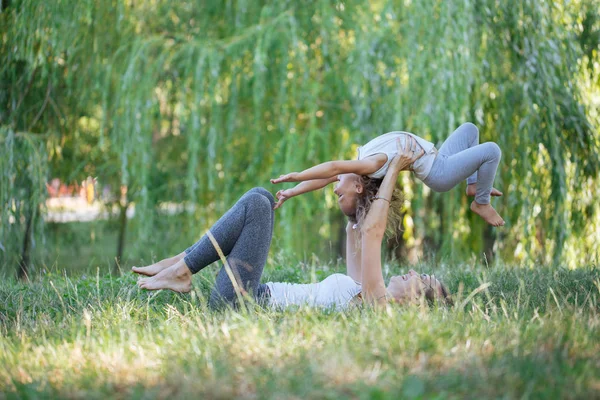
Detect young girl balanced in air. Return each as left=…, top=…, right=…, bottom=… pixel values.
left=271, top=122, right=504, bottom=226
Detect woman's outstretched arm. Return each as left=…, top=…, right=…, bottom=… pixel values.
left=271, top=155, right=387, bottom=184
left=346, top=221, right=362, bottom=282
left=360, top=137, right=423, bottom=304
left=359, top=165, right=400, bottom=303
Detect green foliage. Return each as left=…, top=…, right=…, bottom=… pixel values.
left=1, top=0, right=599, bottom=274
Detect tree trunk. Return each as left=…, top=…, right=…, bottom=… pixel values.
left=18, top=204, right=33, bottom=281
left=389, top=234, right=408, bottom=264
left=483, top=224, right=495, bottom=266
left=337, top=214, right=346, bottom=260
left=1, top=0, right=11, bottom=13
left=114, top=202, right=128, bottom=275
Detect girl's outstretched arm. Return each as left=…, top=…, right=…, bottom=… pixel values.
left=271, top=155, right=387, bottom=184
left=273, top=176, right=337, bottom=210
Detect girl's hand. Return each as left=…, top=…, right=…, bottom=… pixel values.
left=273, top=189, right=293, bottom=210
left=389, top=136, right=425, bottom=173
left=270, top=173, right=299, bottom=184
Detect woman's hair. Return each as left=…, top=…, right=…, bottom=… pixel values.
left=349, top=176, right=403, bottom=238
left=423, top=277, right=453, bottom=306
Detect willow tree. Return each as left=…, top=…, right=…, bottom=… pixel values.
left=1, top=0, right=598, bottom=276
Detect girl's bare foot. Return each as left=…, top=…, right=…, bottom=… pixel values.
left=138, top=262, right=192, bottom=293
left=466, top=184, right=503, bottom=197
left=470, top=201, right=505, bottom=226
left=132, top=252, right=185, bottom=276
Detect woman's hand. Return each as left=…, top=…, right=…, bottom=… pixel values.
left=388, top=136, right=425, bottom=173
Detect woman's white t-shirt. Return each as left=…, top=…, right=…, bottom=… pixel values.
left=266, top=273, right=362, bottom=309
left=357, top=131, right=438, bottom=181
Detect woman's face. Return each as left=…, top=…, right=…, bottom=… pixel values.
left=334, top=174, right=363, bottom=216
left=387, top=269, right=443, bottom=303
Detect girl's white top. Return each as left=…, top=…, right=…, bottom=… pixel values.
left=266, top=273, right=362, bottom=309
left=357, top=131, right=438, bottom=180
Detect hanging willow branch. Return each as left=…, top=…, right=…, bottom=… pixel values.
left=1, top=0, right=598, bottom=273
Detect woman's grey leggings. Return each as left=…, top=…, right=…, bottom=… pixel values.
left=183, top=187, right=274, bottom=309
left=423, top=122, right=501, bottom=204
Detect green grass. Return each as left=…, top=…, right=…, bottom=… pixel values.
left=1, top=257, right=599, bottom=399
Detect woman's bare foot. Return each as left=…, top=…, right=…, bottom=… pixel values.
left=132, top=252, right=185, bottom=276
left=470, top=201, right=505, bottom=226
left=138, top=262, right=192, bottom=293
left=466, top=184, right=503, bottom=197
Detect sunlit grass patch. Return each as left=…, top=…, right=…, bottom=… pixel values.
left=1, top=262, right=599, bottom=398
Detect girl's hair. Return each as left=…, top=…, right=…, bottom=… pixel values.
left=349, top=176, right=403, bottom=238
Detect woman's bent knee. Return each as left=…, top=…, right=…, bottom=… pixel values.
left=243, top=192, right=274, bottom=217
left=245, top=187, right=275, bottom=207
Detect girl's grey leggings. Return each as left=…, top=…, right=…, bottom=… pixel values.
left=183, top=187, right=274, bottom=309
left=423, top=122, right=501, bottom=204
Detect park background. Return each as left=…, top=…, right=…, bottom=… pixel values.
left=1, top=0, right=600, bottom=398
left=2, top=0, right=599, bottom=276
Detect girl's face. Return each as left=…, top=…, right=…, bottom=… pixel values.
left=334, top=174, right=363, bottom=216
left=387, top=270, right=443, bottom=303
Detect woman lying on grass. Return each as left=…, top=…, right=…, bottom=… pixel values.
left=134, top=137, right=451, bottom=308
